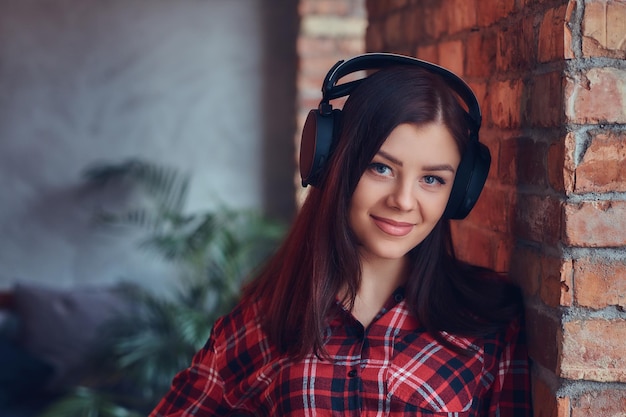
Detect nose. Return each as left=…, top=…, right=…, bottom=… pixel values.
left=388, top=180, right=417, bottom=211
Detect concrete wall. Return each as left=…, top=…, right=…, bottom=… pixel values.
left=0, top=0, right=297, bottom=290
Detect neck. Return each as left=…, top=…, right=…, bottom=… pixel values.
left=348, top=255, right=408, bottom=328
left=359, top=255, right=407, bottom=294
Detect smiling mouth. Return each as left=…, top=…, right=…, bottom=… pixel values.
left=371, top=215, right=415, bottom=237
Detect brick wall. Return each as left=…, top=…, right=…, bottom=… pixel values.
left=364, top=0, right=626, bottom=415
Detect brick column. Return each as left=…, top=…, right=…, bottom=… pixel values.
left=365, top=0, right=626, bottom=415
left=553, top=1, right=626, bottom=415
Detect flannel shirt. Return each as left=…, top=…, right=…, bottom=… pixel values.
left=150, top=288, right=532, bottom=416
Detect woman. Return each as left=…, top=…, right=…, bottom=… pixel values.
left=150, top=54, right=532, bottom=416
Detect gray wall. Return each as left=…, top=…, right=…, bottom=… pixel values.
left=0, top=0, right=297, bottom=290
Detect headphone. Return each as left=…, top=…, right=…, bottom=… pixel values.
left=299, top=53, right=491, bottom=220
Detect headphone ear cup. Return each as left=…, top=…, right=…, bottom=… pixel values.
left=443, top=141, right=491, bottom=219
left=299, top=109, right=338, bottom=187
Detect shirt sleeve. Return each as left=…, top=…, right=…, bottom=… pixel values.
left=148, top=317, right=232, bottom=417
left=487, top=316, right=533, bottom=417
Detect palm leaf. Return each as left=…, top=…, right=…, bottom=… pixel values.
left=42, top=159, right=287, bottom=416
left=83, top=158, right=190, bottom=222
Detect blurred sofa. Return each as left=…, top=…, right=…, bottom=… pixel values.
left=0, top=282, right=133, bottom=417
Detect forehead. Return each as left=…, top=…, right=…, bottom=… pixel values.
left=378, top=123, right=461, bottom=166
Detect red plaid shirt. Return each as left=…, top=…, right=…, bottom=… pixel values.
left=150, top=288, right=532, bottom=416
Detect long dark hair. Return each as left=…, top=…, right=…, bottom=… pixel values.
left=243, top=66, right=522, bottom=358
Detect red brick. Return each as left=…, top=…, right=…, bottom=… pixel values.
left=476, top=0, right=515, bottom=26
left=526, top=306, right=561, bottom=372
left=383, top=11, right=405, bottom=47
left=300, top=55, right=345, bottom=77
left=561, top=319, right=626, bottom=382
left=539, top=256, right=569, bottom=308
left=404, top=8, right=426, bottom=45
left=525, top=71, right=565, bottom=128
left=300, top=0, right=343, bottom=15
left=582, top=0, right=626, bottom=59
left=438, top=40, right=464, bottom=76
left=366, top=22, right=385, bottom=52
left=560, top=258, right=574, bottom=307
left=510, top=248, right=571, bottom=307
left=564, top=0, right=577, bottom=59
left=514, top=137, right=550, bottom=187
left=450, top=223, right=496, bottom=268
left=562, top=132, right=577, bottom=194
left=547, top=139, right=568, bottom=194
left=387, top=0, right=411, bottom=10
left=556, top=397, right=571, bottom=417
left=469, top=183, right=515, bottom=233
left=446, top=0, right=478, bottom=34
left=509, top=246, right=543, bottom=297
left=496, top=16, right=535, bottom=72
left=465, top=30, right=497, bottom=78
left=520, top=0, right=557, bottom=6
left=492, top=138, right=519, bottom=185
left=575, top=131, right=626, bottom=193
left=337, top=37, right=366, bottom=55
left=563, top=201, right=626, bottom=247
left=573, top=257, right=626, bottom=310
left=366, top=0, right=388, bottom=18
left=571, top=389, right=626, bottom=417
left=416, top=44, right=438, bottom=63
left=488, top=79, right=523, bottom=128
left=493, top=234, right=514, bottom=272
left=565, top=67, right=626, bottom=124
left=423, top=5, right=449, bottom=40
left=532, top=376, right=570, bottom=417
left=514, top=194, right=562, bottom=245
left=390, top=45, right=411, bottom=60
left=297, top=37, right=339, bottom=58
left=538, top=4, right=567, bottom=63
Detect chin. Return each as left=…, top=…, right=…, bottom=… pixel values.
left=366, top=246, right=412, bottom=262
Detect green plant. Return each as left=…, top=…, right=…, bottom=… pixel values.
left=40, top=159, right=286, bottom=417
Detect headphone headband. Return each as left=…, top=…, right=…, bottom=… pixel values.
left=320, top=53, right=482, bottom=132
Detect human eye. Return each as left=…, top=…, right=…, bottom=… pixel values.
left=368, top=162, right=393, bottom=177
left=423, top=175, right=446, bottom=186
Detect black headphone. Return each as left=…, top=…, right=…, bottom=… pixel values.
left=299, top=53, right=491, bottom=220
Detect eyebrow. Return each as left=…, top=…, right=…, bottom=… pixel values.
left=377, top=150, right=457, bottom=173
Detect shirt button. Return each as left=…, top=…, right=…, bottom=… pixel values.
left=347, top=369, right=358, bottom=378
left=394, top=293, right=404, bottom=302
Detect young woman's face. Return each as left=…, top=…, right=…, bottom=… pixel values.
left=349, top=122, right=461, bottom=263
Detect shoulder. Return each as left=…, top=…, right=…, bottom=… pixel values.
left=209, top=298, right=264, bottom=352
left=207, top=298, right=282, bottom=380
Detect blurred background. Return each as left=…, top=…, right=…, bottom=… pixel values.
left=0, top=0, right=303, bottom=292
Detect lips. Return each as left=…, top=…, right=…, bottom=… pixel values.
left=371, top=215, right=415, bottom=237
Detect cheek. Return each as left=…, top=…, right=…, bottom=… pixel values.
left=424, top=191, right=453, bottom=218
left=350, top=181, right=373, bottom=212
